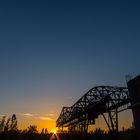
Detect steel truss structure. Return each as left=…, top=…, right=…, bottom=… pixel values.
left=56, top=86, right=130, bottom=133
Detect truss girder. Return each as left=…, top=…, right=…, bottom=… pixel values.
left=56, top=86, right=129, bottom=132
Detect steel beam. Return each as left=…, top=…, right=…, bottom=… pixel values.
left=56, top=86, right=130, bottom=133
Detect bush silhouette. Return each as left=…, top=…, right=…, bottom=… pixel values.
left=27, top=125, right=38, bottom=134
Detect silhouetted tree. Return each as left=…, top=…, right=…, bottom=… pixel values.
left=45, top=128, right=48, bottom=134
left=0, top=116, right=6, bottom=132
left=41, top=128, right=44, bottom=134
left=28, top=125, right=38, bottom=134
left=4, top=117, right=10, bottom=132
left=0, top=114, right=18, bottom=132
left=10, top=114, right=17, bottom=131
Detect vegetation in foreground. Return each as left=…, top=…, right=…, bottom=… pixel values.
left=0, top=114, right=136, bottom=140
left=0, top=127, right=136, bottom=140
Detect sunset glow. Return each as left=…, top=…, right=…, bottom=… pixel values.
left=53, top=130, right=56, bottom=134
left=0, top=0, right=139, bottom=137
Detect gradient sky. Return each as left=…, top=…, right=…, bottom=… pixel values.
left=0, top=0, right=140, bottom=132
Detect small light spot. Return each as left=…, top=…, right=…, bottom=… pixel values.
left=53, top=130, right=56, bottom=134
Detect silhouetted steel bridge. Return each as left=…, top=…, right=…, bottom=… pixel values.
left=56, top=86, right=130, bottom=133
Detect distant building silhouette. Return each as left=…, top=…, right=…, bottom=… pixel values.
left=128, top=75, right=140, bottom=140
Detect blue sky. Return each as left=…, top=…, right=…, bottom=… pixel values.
left=0, top=0, right=140, bottom=131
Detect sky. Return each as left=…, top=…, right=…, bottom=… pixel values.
left=0, top=0, right=140, bottom=132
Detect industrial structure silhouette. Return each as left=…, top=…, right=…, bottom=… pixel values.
left=56, top=75, right=140, bottom=140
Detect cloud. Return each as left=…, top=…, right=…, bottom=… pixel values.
left=45, top=113, right=55, bottom=117
left=18, top=113, right=34, bottom=118
left=38, top=116, right=53, bottom=121
left=17, top=113, right=54, bottom=121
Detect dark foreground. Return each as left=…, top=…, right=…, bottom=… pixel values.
left=0, top=130, right=136, bottom=140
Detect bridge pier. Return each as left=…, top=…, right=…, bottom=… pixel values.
left=103, top=108, right=118, bottom=133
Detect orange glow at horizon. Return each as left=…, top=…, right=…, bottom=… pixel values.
left=16, top=108, right=133, bottom=133
left=18, top=111, right=133, bottom=133
left=18, top=115, right=57, bottom=132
